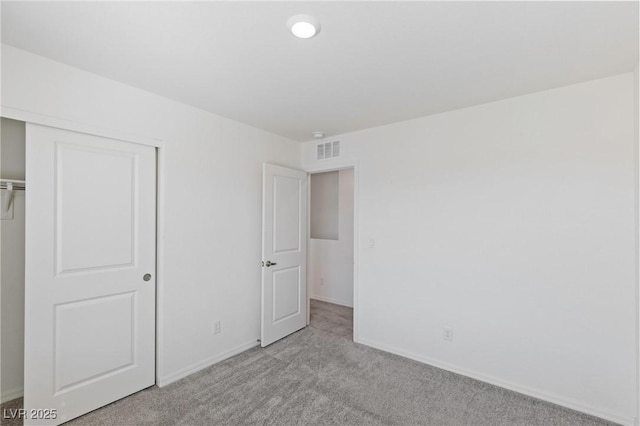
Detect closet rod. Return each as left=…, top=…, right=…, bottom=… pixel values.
left=0, top=179, right=26, bottom=191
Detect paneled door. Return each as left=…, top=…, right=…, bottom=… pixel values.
left=24, top=124, right=156, bottom=425
left=261, top=164, right=308, bottom=347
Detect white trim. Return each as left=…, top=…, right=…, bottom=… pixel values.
left=1, top=106, right=162, bottom=148
left=358, top=337, right=636, bottom=426
left=310, top=295, right=353, bottom=308
left=305, top=160, right=358, bottom=174
left=306, top=176, right=312, bottom=326
left=634, top=63, right=640, bottom=426
left=305, top=161, right=360, bottom=343
left=155, top=146, right=166, bottom=386
left=156, top=340, right=259, bottom=387
left=1, top=387, right=23, bottom=404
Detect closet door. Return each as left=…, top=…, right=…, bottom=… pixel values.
left=24, top=124, right=156, bottom=425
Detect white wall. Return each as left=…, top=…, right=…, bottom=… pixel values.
left=1, top=45, right=301, bottom=388
left=309, top=169, right=354, bottom=307
left=634, top=63, right=639, bottom=423
left=1, top=118, right=26, bottom=402
left=302, top=73, right=637, bottom=424
left=310, top=171, right=339, bottom=240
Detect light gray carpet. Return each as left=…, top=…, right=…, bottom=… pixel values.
left=2, top=299, right=615, bottom=425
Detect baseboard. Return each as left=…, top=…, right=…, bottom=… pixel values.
left=156, top=339, right=259, bottom=387
left=1, top=340, right=259, bottom=402
left=1, top=386, right=23, bottom=404
left=357, top=337, right=635, bottom=426
left=310, top=295, right=353, bottom=308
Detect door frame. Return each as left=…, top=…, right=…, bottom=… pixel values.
left=0, top=106, right=166, bottom=387
left=304, top=161, right=360, bottom=343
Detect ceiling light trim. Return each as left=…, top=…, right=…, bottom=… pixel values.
left=287, top=14, right=320, bottom=39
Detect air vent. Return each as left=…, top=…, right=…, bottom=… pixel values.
left=324, top=141, right=333, bottom=158
left=332, top=140, right=340, bottom=157
left=317, top=141, right=340, bottom=160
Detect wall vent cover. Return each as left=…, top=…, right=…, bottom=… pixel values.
left=317, top=141, right=340, bottom=160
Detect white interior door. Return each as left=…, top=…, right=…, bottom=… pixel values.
left=24, top=124, right=156, bottom=425
left=261, top=163, right=307, bottom=347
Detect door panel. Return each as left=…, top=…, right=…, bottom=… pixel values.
left=261, top=164, right=307, bottom=347
left=56, top=143, right=137, bottom=272
left=24, top=124, right=156, bottom=425
left=54, top=292, right=135, bottom=392
left=272, top=266, right=301, bottom=322
left=273, top=175, right=301, bottom=253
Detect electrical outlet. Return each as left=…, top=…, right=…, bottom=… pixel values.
left=213, top=320, right=221, bottom=335
left=443, top=327, right=453, bottom=341
left=320, top=277, right=325, bottom=286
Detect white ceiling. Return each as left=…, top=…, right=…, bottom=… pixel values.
left=2, top=1, right=638, bottom=142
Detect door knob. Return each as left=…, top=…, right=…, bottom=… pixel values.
left=143, top=273, right=152, bottom=281
left=265, top=261, right=277, bottom=267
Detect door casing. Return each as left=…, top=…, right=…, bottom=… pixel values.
left=304, top=161, right=360, bottom=343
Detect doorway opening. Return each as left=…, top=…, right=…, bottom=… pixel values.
left=307, top=168, right=355, bottom=341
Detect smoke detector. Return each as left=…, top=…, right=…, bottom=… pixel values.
left=313, top=131, right=325, bottom=139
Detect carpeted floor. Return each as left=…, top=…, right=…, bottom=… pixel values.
left=2, top=299, right=615, bottom=425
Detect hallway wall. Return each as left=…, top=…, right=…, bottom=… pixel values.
left=309, top=169, right=354, bottom=307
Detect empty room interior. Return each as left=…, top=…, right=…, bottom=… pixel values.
left=0, top=1, right=639, bottom=425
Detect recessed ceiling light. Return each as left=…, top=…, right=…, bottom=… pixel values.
left=287, top=15, right=320, bottom=39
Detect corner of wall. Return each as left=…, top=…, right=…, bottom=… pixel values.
left=635, top=60, right=640, bottom=426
